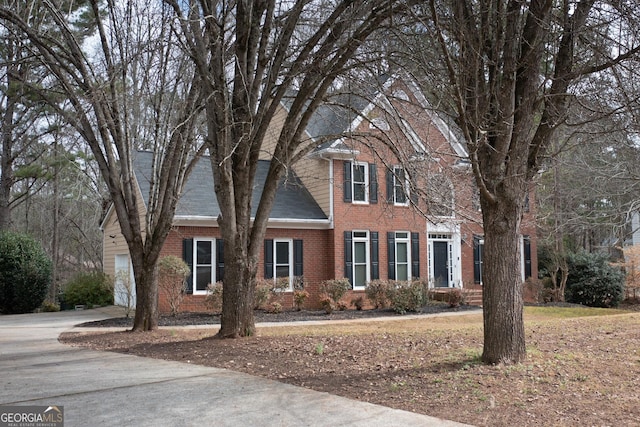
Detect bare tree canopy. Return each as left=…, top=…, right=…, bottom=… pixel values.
left=165, top=0, right=413, bottom=337
left=0, top=0, right=206, bottom=330
left=399, top=0, right=640, bottom=363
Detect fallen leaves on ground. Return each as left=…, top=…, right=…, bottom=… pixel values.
left=60, top=309, right=640, bottom=426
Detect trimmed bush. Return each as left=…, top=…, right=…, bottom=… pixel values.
left=0, top=231, right=52, bottom=314
left=320, top=279, right=351, bottom=309
left=388, top=281, right=424, bottom=314
left=564, top=252, right=625, bottom=308
left=158, top=256, right=190, bottom=316
left=254, top=278, right=272, bottom=309
left=62, top=271, right=113, bottom=308
left=365, top=279, right=392, bottom=308
left=205, top=282, right=223, bottom=314
left=293, top=290, right=309, bottom=311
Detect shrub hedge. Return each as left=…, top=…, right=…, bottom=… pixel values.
left=565, top=252, right=625, bottom=308
left=0, top=231, right=52, bottom=314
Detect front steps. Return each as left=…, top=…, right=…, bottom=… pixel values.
left=429, top=288, right=483, bottom=307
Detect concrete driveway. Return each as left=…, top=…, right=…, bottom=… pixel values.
left=0, top=307, right=472, bottom=426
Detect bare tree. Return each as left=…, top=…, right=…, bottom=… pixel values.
left=0, top=0, right=62, bottom=230
left=166, top=0, right=411, bottom=337
left=407, top=0, right=640, bottom=363
left=537, top=111, right=640, bottom=297
left=0, top=0, right=205, bottom=330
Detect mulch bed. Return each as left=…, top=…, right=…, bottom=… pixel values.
left=78, top=303, right=481, bottom=327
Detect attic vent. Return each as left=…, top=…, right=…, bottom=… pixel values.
left=369, top=117, right=389, bottom=131
left=393, top=90, right=409, bottom=101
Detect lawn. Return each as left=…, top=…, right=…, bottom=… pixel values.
left=60, top=306, right=640, bottom=426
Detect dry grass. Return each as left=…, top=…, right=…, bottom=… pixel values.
left=61, top=306, right=640, bottom=426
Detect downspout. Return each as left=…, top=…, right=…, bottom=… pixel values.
left=328, top=158, right=334, bottom=229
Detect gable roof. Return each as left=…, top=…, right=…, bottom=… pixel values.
left=307, top=74, right=468, bottom=160
left=133, top=151, right=328, bottom=223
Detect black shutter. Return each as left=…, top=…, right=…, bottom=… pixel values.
left=473, top=235, right=483, bottom=284
left=386, top=169, right=394, bottom=203
left=264, top=239, right=274, bottom=279
left=411, top=232, right=420, bottom=278
left=343, top=161, right=352, bottom=202
left=369, top=163, right=378, bottom=203
left=182, top=239, right=193, bottom=294
left=293, top=239, right=303, bottom=277
left=523, top=236, right=532, bottom=279
left=344, top=231, right=353, bottom=285
left=387, top=232, right=396, bottom=280
left=216, top=239, right=224, bottom=283
left=371, top=231, right=379, bottom=280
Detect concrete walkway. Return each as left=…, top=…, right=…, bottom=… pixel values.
left=0, top=307, right=473, bottom=427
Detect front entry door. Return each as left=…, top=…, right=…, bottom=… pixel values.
left=433, top=241, right=449, bottom=287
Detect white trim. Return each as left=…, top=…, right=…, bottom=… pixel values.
left=311, top=144, right=360, bottom=160
left=352, top=230, right=371, bottom=290
left=192, top=238, right=217, bottom=295
left=114, top=254, right=136, bottom=309
left=520, top=234, right=525, bottom=283
left=394, top=231, right=411, bottom=281
left=271, top=238, right=294, bottom=290
left=426, top=221, right=462, bottom=288
left=329, top=159, right=335, bottom=228
left=351, top=161, right=369, bottom=204
left=392, top=166, right=410, bottom=206
left=99, top=204, right=114, bottom=231
left=346, top=79, right=395, bottom=133
left=476, top=237, right=485, bottom=286
left=172, top=216, right=332, bottom=229
left=406, top=78, right=469, bottom=159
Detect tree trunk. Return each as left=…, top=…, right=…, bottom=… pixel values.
left=0, top=162, right=11, bottom=230
left=481, top=197, right=526, bottom=364
left=0, top=81, right=16, bottom=231
left=49, top=139, right=60, bottom=302
left=131, top=256, right=159, bottom=331
left=218, top=243, right=257, bottom=338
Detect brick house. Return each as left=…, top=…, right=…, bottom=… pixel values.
left=101, top=77, right=538, bottom=313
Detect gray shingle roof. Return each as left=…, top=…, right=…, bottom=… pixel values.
left=133, top=151, right=327, bottom=221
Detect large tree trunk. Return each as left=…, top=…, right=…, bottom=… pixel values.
left=0, top=82, right=16, bottom=231
left=218, top=249, right=257, bottom=338
left=131, top=255, right=159, bottom=331
left=0, top=159, right=11, bottom=230
left=481, top=193, right=526, bottom=364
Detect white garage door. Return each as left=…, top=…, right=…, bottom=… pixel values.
left=114, top=254, right=136, bottom=309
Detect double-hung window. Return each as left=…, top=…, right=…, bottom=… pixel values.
left=394, top=232, right=410, bottom=281
left=182, top=238, right=224, bottom=295
left=473, top=235, right=484, bottom=285
left=343, top=161, right=378, bottom=204
left=393, top=167, right=409, bottom=205
left=386, top=166, right=410, bottom=206
left=264, top=239, right=303, bottom=290
left=275, top=240, right=292, bottom=279
left=195, top=239, right=214, bottom=294
left=353, top=231, right=369, bottom=288
left=352, top=162, right=368, bottom=203
left=344, top=230, right=379, bottom=290
left=387, top=231, right=420, bottom=281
